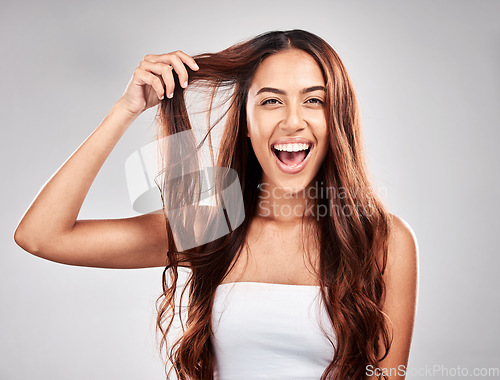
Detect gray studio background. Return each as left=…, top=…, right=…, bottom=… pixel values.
left=1, top=1, right=499, bottom=379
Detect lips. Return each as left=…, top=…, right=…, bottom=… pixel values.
left=270, top=138, right=315, bottom=175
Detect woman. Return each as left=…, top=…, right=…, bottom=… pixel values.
left=14, top=30, right=418, bottom=379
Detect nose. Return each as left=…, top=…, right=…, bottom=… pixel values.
left=280, top=105, right=306, bottom=132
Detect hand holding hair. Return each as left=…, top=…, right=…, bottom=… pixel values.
left=117, top=50, right=199, bottom=117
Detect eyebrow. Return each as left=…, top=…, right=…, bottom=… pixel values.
left=255, top=86, right=326, bottom=96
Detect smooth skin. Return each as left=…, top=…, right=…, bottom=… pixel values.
left=14, top=50, right=198, bottom=269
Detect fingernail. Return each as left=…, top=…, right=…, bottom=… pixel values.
left=183, top=81, right=188, bottom=88
left=194, top=63, right=199, bottom=69
left=168, top=92, right=173, bottom=98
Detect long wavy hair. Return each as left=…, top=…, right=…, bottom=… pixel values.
left=153, top=29, right=393, bottom=380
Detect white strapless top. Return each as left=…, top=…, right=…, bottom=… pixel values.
left=211, top=281, right=337, bottom=379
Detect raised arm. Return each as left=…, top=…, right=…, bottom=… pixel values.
left=14, top=51, right=199, bottom=269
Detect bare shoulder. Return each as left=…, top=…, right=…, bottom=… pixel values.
left=382, top=213, right=419, bottom=318
left=388, top=214, right=418, bottom=259
left=386, top=213, right=419, bottom=269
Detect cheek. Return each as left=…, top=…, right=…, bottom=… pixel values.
left=316, top=128, right=330, bottom=157
left=247, top=130, right=272, bottom=165
left=249, top=136, right=268, bottom=157
left=247, top=116, right=272, bottom=142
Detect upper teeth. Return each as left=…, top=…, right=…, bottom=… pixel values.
left=273, top=143, right=310, bottom=152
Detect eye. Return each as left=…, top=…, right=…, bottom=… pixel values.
left=306, top=98, right=324, bottom=105
left=261, top=98, right=280, bottom=105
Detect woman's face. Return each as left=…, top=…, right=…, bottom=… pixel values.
left=246, top=49, right=329, bottom=194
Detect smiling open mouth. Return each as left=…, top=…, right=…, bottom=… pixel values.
left=271, top=143, right=312, bottom=174
left=271, top=143, right=311, bottom=166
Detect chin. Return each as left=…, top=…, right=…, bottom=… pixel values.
left=274, top=176, right=312, bottom=194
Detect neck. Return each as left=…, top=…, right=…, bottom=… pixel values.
left=256, top=178, right=322, bottom=225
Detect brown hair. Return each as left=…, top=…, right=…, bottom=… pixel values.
left=153, top=29, right=393, bottom=379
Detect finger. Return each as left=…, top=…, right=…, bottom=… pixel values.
left=139, top=60, right=173, bottom=98
left=173, top=50, right=199, bottom=71
left=145, top=51, right=199, bottom=72
left=135, top=67, right=165, bottom=100
left=167, top=54, right=190, bottom=89
left=141, top=57, right=178, bottom=94
left=143, top=53, right=161, bottom=63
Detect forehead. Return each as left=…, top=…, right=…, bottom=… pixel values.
left=249, top=49, right=325, bottom=92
